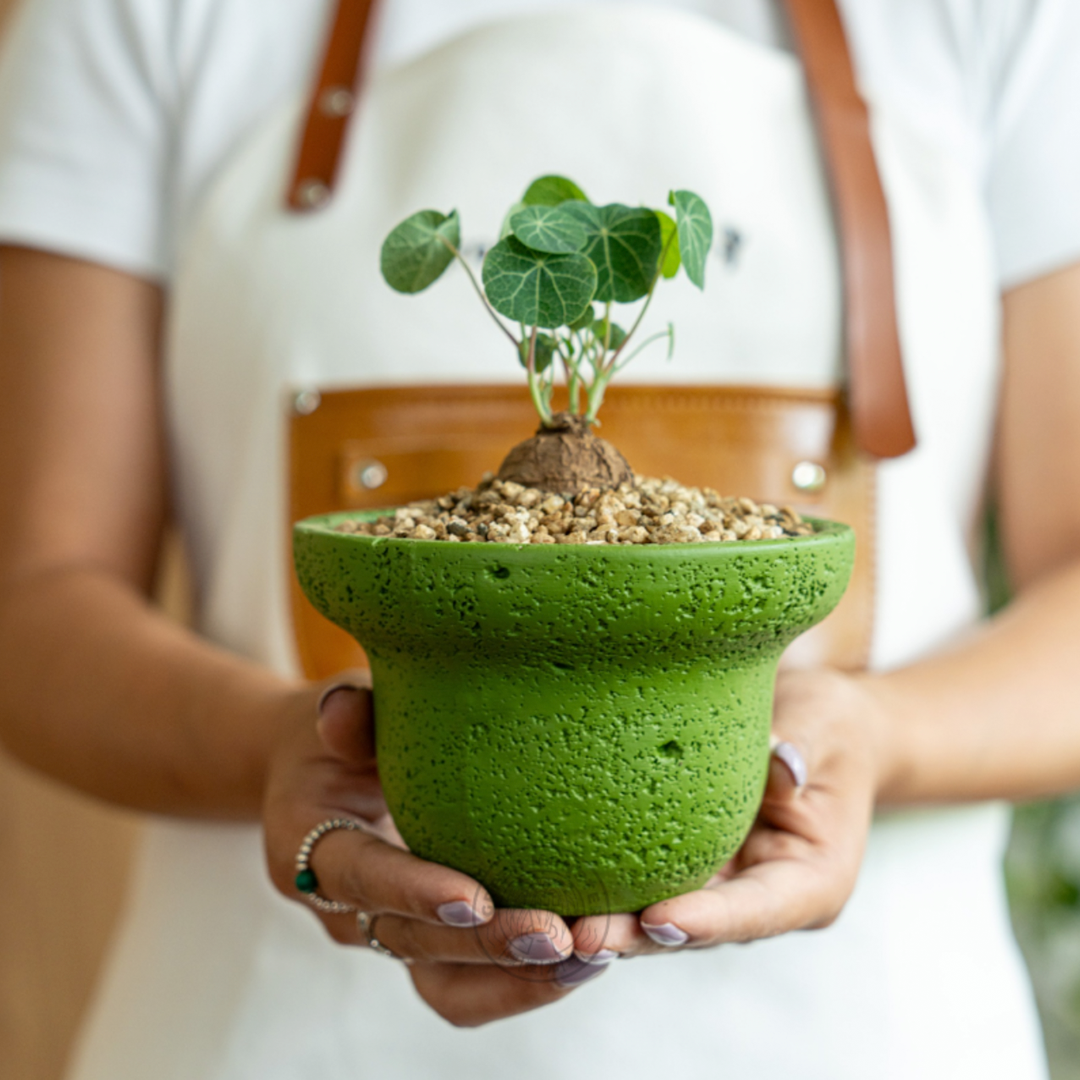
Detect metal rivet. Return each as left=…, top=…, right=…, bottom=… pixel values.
left=355, top=461, right=388, bottom=490
left=319, top=86, right=355, bottom=118
left=293, top=388, right=322, bottom=416
left=791, top=461, right=827, bottom=493
left=295, top=179, right=331, bottom=209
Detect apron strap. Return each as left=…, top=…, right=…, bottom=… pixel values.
left=782, top=0, right=915, bottom=458
left=286, top=0, right=916, bottom=460
left=286, top=0, right=379, bottom=211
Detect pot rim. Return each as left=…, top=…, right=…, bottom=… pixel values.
left=294, top=509, right=853, bottom=559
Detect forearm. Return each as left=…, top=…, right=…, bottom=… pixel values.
left=867, top=557, right=1080, bottom=806
left=0, top=564, right=296, bottom=817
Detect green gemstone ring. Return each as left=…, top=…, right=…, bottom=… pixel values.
left=294, top=868, right=319, bottom=894
left=294, top=817, right=367, bottom=914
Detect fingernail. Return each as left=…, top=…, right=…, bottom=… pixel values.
left=317, top=683, right=361, bottom=716
left=772, top=740, right=808, bottom=790
left=509, top=932, right=568, bottom=964
left=436, top=901, right=488, bottom=928
left=574, top=948, right=619, bottom=965
left=555, top=955, right=613, bottom=988
left=641, top=922, right=690, bottom=947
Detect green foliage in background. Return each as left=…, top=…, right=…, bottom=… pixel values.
left=990, top=502, right=1080, bottom=1077
left=1008, top=801, right=1080, bottom=1078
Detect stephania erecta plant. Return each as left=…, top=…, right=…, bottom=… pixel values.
left=380, top=175, right=713, bottom=492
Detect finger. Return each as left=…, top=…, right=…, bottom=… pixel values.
left=367, top=908, right=574, bottom=965
left=366, top=811, right=406, bottom=850
left=574, top=911, right=680, bottom=959
left=639, top=853, right=843, bottom=949
left=310, top=826, right=494, bottom=926
left=316, top=671, right=374, bottom=763
left=409, top=956, right=610, bottom=1027
left=571, top=912, right=635, bottom=960
left=768, top=735, right=809, bottom=798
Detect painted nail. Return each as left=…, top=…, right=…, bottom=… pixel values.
left=555, top=955, right=613, bottom=988
left=317, top=683, right=361, bottom=715
left=509, top=932, right=568, bottom=964
left=772, top=740, right=809, bottom=791
left=575, top=948, right=619, bottom=965
left=641, top=922, right=690, bottom=947
left=436, top=901, right=488, bottom=928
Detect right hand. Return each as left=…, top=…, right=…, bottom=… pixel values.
left=262, top=673, right=613, bottom=1027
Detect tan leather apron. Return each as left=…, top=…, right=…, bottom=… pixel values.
left=285, top=0, right=915, bottom=681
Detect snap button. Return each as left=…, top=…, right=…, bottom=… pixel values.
left=319, top=86, right=355, bottom=118
left=294, top=179, right=331, bottom=209
left=356, top=461, right=389, bottom=490
left=292, top=389, right=322, bottom=416
left=791, top=461, right=827, bottom=493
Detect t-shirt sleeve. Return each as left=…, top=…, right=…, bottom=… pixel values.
left=984, top=0, right=1080, bottom=289
left=0, top=0, right=171, bottom=279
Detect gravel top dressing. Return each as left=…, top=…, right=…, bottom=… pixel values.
left=335, top=474, right=814, bottom=546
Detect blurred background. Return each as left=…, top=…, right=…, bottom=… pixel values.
left=0, top=0, right=1075, bottom=1077
left=1009, top=802, right=1080, bottom=1078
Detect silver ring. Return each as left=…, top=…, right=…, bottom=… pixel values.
left=294, top=817, right=366, bottom=914
left=357, top=910, right=409, bottom=962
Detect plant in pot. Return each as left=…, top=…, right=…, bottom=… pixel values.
left=293, top=175, right=854, bottom=916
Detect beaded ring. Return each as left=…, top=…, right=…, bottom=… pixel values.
left=357, top=910, right=409, bottom=962
left=294, top=817, right=366, bottom=914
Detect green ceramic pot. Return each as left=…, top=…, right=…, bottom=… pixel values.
left=294, top=512, right=854, bottom=915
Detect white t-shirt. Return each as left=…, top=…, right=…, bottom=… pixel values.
left=0, top=5, right=1065, bottom=1080
left=0, top=0, right=1078, bottom=290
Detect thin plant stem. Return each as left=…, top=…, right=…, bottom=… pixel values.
left=524, top=325, right=551, bottom=425
left=586, top=368, right=614, bottom=421
left=560, top=346, right=578, bottom=414
left=447, top=245, right=519, bottom=349
left=614, top=324, right=674, bottom=370
left=567, top=332, right=584, bottom=413
left=557, top=331, right=587, bottom=414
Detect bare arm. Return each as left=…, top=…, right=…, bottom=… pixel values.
left=871, top=262, right=1080, bottom=805
left=0, top=246, right=290, bottom=815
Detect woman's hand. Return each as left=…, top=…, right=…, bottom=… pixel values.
left=572, top=668, right=886, bottom=959
left=262, top=674, right=612, bottom=1027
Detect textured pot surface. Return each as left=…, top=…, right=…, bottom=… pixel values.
left=294, top=513, right=854, bottom=914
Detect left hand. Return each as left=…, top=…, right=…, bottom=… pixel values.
left=264, top=676, right=609, bottom=1027
left=571, top=668, right=887, bottom=960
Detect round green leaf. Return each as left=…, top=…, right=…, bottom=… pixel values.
left=668, top=190, right=713, bottom=290
left=569, top=306, right=595, bottom=333
left=509, top=205, right=589, bottom=254
left=593, top=319, right=628, bottom=351
left=380, top=209, right=461, bottom=293
left=482, top=237, right=597, bottom=329
left=522, top=175, right=589, bottom=207
left=561, top=203, right=662, bottom=303
left=655, top=210, right=682, bottom=279
left=518, top=333, right=558, bottom=373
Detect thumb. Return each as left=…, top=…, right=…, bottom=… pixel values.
left=315, top=671, right=375, bottom=763
left=767, top=734, right=809, bottom=799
